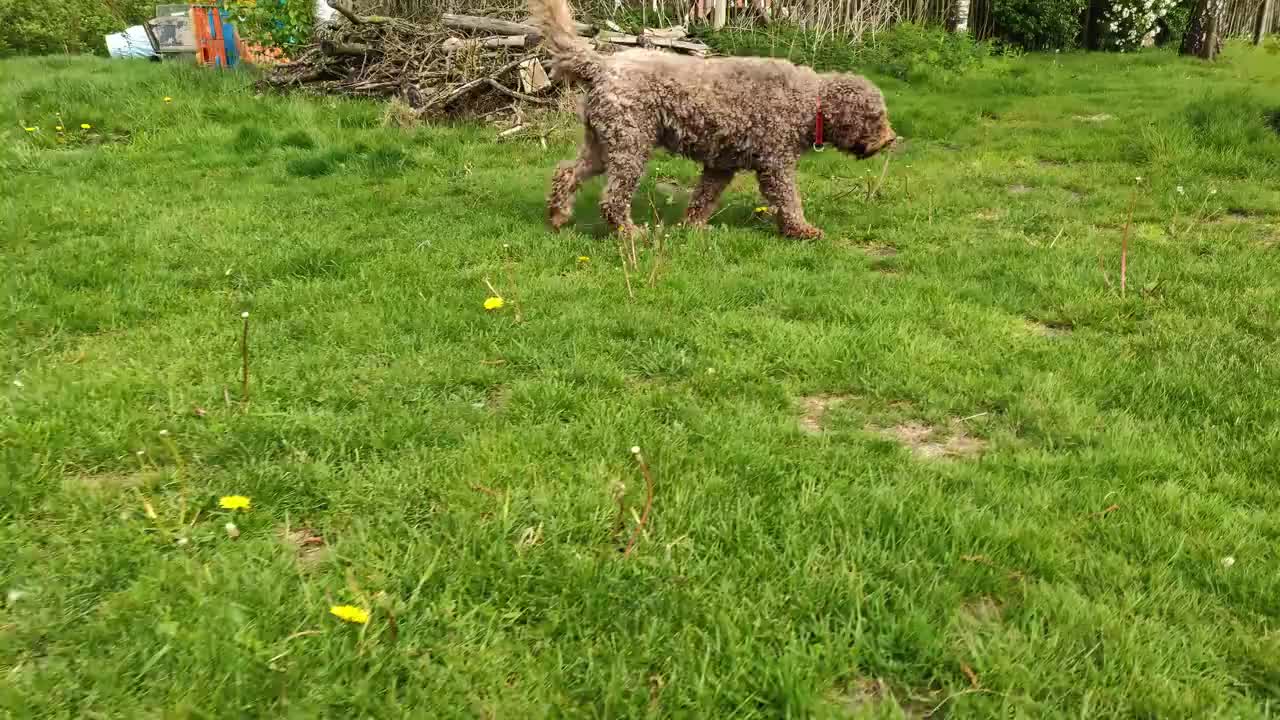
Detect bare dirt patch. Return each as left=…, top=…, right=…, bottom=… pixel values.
left=798, top=393, right=854, bottom=435
left=66, top=469, right=156, bottom=493
left=860, top=243, right=899, bottom=257
left=485, top=385, right=512, bottom=410
left=827, top=678, right=939, bottom=718
left=280, top=526, right=329, bottom=568
left=1026, top=318, right=1073, bottom=337
left=870, top=420, right=987, bottom=460
left=960, top=595, right=1004, bottom=624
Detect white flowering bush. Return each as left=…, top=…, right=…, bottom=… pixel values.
left=1104, top=0, right=1178, bottom=51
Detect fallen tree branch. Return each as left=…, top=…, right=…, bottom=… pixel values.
left=326, top=0, right=394, bottom=24
left=596, top=30, right=709, bottom=55
left=321, top=39, right=374, bottom=56
left=485, top=78, right=554, bottom=105
left=623, top=446, right=655, bottom=557
left=418, top=54, right=533, bottom=113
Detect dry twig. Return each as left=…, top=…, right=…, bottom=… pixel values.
left=623, top=446, right=656, bottom=556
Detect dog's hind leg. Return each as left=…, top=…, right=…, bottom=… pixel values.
left=599, top=143, right=651, bottom=237
left=682, top=167, right=735, bottom=226
left=548, top=132, right=604, bottom=230
left=757, top=165, right=823, bottom=240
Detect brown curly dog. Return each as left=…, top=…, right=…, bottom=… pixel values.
left=529, top=0, right=898, bottom=239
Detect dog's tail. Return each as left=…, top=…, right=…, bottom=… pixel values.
left=528, top=0, right=600, bottom=81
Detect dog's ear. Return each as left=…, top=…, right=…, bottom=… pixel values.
left=820, top=74, right=895, bottom=158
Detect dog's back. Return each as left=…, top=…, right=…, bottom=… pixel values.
left=589, top=50, right=822, bottom=166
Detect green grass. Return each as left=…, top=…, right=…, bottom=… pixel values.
left=3, top=41, right=1280, bottom=718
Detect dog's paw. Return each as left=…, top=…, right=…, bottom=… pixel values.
left=548, top=207, right=573, bottom=231
left=783, top=223, right=824, bottom=241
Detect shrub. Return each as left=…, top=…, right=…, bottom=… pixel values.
left=0, top=0, right=153, bottom=56
left=1157, top=0, right=1196, bottom=47
left=706, top=23, right=991, bottom=81
left=1102, top=0, right=1180, bottom=50
left=859, top=22, right=991, bottom=80
left=991, top=0, right=1087, bottom=49
left=226, top=0, right=314, bottom=53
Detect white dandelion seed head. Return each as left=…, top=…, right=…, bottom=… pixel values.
left=1176, top=185, right=1184, bottom=194
left=159, top=429, right=170, bottom=437
left=630, top=446, right=641, bottom=455
left=241, top=311, right=249, bottom=319
left=1221, top=556, right=1235, bottom=568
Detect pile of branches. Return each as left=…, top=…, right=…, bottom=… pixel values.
left=263, top=0, right=711, bottom=120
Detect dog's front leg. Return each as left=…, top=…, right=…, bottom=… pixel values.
left=682, top=167, right=735, bottom=226
left=757, top=164, right=822, bottom=240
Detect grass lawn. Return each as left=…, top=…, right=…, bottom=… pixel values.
left=3, top=40, right=1280, bottom=718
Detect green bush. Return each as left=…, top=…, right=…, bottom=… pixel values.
left=706, top=23, right=991, bottom=81
left=0, top=0, right=153, bottom=56
left=860, top=22, right=991, bottom=80
left=1158, top=0, right=1196, bottom=47
left=226, top=0, right=314, bottom=53
left=991, top=0, right=1087, bottom=49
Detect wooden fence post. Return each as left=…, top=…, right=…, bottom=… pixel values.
left=712, top=0, right=727, bottom=30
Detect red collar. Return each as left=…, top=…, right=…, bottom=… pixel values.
left=814, top=96, right=825, bottom=151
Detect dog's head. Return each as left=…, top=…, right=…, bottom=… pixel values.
left=819, top=74, right=897, bottom=159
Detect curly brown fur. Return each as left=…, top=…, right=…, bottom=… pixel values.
left=530, top=0, right=898, bottom=239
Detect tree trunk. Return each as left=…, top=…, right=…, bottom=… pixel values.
left=1256, top=0, right=1275, bottom=45
left=1181, top=0, right=1225, bottom=58
left=712, top=0, right=727, bottom=30
left=953, top=0, right=971, bottom=32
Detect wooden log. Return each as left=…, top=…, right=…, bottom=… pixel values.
left=320, top=39, right=373, bottom=56
left=520, top=16, right=596, bottom=35
left=643, top=25, right=687, bottom=40
left=442, top=35, right=531, bottom=52
left=596, top=30, right=640, bottom=44
left=597, top=30, right=709, bottom=55
left=445, top=13, right=594, bottom=37
left=442, top=14, right=539, bottom=36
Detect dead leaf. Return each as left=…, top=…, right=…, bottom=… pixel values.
left=961, top=663, right=981, bottom=689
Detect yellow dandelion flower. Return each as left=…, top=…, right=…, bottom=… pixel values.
left=330, top=605, right=370, bottom=624
left=484, top=296, right=505, bottom=311
left=577, top=255, right=590, bottom=263
left=754, top=206, right=771, bottom=214
left=80, top=123, right=91, bottom=130
left=55, top=126, right=64, bottom=131
left=164, top=96, right=173, bottom=103
left=24, top=127, right=37, bottom=132
left=218, top=495, right=251, bottom=510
